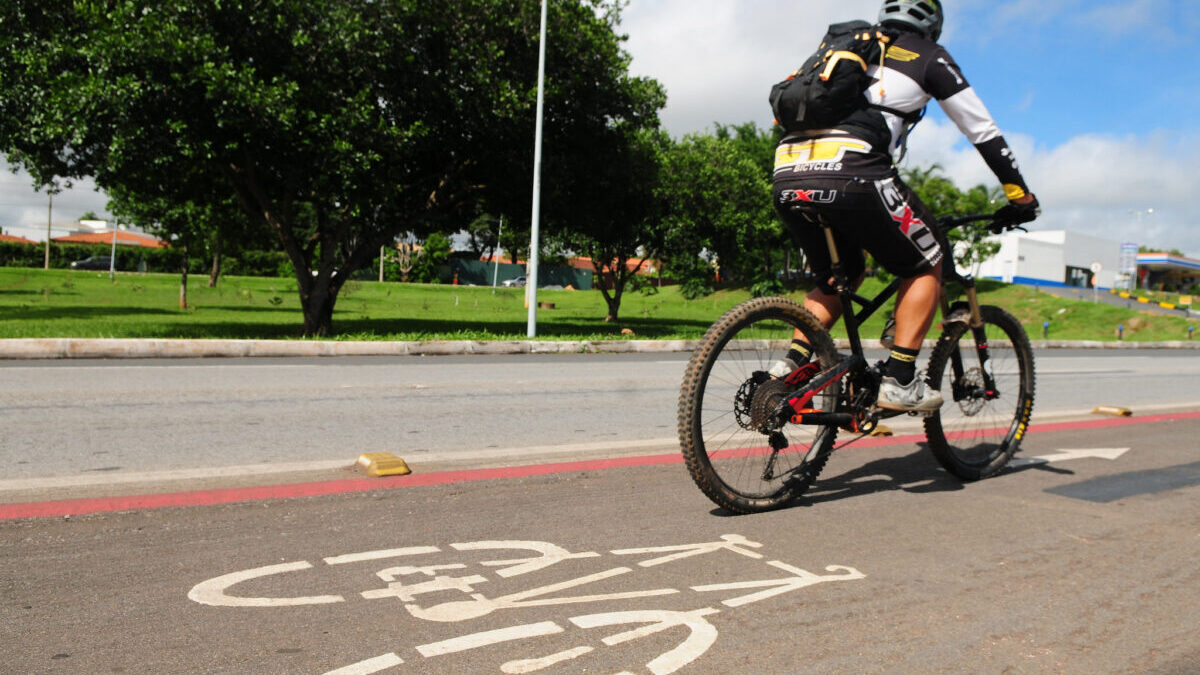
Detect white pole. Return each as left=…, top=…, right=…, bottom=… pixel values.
left=491, top=215, right=504, bottom=293
left=44, top=192, right=51, bottom=270
left=526, top=0, right=547, bottom=337
left=109, top=223, right=118, bottom=281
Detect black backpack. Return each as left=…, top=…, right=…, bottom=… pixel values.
left=769, top=21, right=891, bottom=133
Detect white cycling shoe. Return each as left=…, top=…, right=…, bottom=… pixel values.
left=876, top=376, right=943, bottom=413
left=768, top=357, right=799, bottom=379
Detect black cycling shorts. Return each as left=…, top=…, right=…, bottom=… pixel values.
left=773, top=174, right=944, bottom=292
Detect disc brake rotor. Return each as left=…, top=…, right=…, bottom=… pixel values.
left=956, top=367, right=988, bottom=416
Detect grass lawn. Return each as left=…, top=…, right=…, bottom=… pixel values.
left=0, top=267, right=1194, bottom=342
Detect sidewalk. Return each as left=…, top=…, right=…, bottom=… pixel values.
left=2, top=336, right=1198, bottom=359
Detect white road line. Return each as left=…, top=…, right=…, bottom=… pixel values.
left=187, top=561, right=344, bottom=607
left=0, top=459, right=354, bottom=492
left=0, top=438, right=680, bottom=493
left=323, top=653, right=404, bottom=675
left=416, top=621, right=564, bottom=658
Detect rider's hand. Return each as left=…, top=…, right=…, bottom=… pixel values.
left=990, top=193, right=1040, bottom=233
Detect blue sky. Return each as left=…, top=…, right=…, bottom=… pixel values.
left=621, top=0, right=1200, bottom=256
left=4, top=0, right=1199, bottom=257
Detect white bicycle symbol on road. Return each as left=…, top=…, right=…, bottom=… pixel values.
left=189, top=534, right=865, bottom=674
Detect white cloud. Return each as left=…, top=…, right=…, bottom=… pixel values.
left=622, top=0, right=881, bottom=135
left=621, top=0, right=1200, bottom=258
left=904, top=120, right=1200, bottom=256
left=0, top=164, right=112, bottom=240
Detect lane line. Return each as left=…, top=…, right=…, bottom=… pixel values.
left=2, top=410, right=1198, bottom=521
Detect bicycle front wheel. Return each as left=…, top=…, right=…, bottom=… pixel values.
left=678, top=296, right=840, bottom=514
left=924, top=305, right=1036, bottom=480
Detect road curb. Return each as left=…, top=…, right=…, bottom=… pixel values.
left=1, top=336, right=1198, bottom=359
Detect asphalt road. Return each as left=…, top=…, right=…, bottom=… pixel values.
left=2, top=349, right=1199, bottom=498
left=3, top=410, right=1198, bottom=673
left=2, top=350, right=1199, bottom=673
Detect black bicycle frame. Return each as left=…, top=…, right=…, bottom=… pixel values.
left=779, top=213, right=1004, bottom=425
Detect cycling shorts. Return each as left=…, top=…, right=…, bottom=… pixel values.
left=773, top=174, right=944, bottom=291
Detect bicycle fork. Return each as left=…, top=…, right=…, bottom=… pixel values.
left=943, top=275, right=999, bottom=399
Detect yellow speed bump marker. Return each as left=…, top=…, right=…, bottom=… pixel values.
left=356, top=452, right=412, bottom=477
left=1092, top=406, right=1133, bottom=417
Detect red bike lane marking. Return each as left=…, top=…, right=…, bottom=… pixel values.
left=4, top=411, right=1198, bottom=521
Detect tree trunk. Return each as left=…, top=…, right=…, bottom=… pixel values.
left=604, top=288, right=622, bottom=323
left=207, top=239, right=222, bottom=287
left=299, top=280, right=338, bottom=337
left=179, top=244, right=189, bottom=309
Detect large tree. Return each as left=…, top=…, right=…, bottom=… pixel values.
left=658, top=132, right=777, bottom=288
left=557, top=127, right=667, bottom=322
left=0, top=0, right=662, bottom=335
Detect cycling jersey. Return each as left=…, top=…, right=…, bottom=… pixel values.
left=774, top=29, right=1031, bottom=201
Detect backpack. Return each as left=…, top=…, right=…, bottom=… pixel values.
left=769, top=20, right=891, bottom=133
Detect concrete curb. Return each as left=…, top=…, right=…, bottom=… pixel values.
left=1, top=337, right=1198, bottom=359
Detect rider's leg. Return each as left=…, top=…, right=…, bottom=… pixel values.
left=884, top=266, right=942, bottom=384
left=771, top=274, right=864, bottom=378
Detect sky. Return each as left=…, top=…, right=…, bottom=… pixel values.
left=3, top=0, right=1199, bottom=257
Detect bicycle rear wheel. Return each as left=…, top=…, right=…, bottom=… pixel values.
left=924, top=305, right=1035, bottom=480
left=678, top=296, right=840, bottom=514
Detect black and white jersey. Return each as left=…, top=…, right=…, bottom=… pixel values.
left=774, top=30, right=1031, bottom=201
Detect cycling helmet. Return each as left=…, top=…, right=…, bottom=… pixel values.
left=879, top=0, right=944, bottom=41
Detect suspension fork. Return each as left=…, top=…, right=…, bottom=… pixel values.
left=944, top=275, right=999, bottom=397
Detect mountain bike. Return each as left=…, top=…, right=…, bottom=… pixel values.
left=677, top=212, right=1036, bottom=514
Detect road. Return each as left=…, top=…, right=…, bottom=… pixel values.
left=2, top=349, right=1199, bottom=495
left=3, top=350, right=1200, bottom=672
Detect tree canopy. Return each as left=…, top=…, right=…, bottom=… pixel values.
left=0, top=0, right=663, bottom=335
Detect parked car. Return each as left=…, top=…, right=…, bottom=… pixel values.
left=501, top=276, right=526, bottom=287
left=70, top=255, right=113, bottom=270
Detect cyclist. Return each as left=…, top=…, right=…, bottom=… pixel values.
left=770, top=0, right=1040, bottom=412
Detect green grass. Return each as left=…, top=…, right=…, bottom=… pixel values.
left=0, top=267, right=1194, bottom=342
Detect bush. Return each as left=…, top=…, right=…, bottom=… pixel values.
left=679, top=276, right=714, bottom=300
left=749, top=277, right=785, bottom=298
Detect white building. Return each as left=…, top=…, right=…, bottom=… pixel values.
left=974, top=230, right=1122, bottom=289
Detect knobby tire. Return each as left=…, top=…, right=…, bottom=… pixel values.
left=923, top=305, right=1036, bottom=479
left=678, top=297, right=840, bottom=514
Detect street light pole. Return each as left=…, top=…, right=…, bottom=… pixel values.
left=526, top=0, right=547, bottom=337
left=44, top=192, right=52, bottom=270
left=109, top=223, right=120, bottom=281
left=491, top=215, right=504, bottom=293
left=1128, top=208, right=1154, bottom=291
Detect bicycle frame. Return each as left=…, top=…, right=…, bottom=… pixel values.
left=777, top=213, right=1004, bottom=429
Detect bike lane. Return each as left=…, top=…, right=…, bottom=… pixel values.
left=3, top=411, right=1199, bottom=673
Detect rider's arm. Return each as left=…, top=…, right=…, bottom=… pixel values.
left=924, top=48, right=1033, bottom=204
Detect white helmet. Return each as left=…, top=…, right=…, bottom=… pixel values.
left=879, top=0, right=944, bottom=41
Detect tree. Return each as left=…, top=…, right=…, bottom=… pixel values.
left=410, top=232, right=451, bottom=284
left=658, top=132, right=776, bottom=289
left=0, top=0, right=663, bottom=336
left=557, top=127, right=667, bottom=322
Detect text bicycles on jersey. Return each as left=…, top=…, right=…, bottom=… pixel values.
left=678, top=213, right=1035, bottom=514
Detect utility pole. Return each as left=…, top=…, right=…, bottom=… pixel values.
left=44, top=192, right=52, bottom=269
left=526, top=0, right=547, bottom=337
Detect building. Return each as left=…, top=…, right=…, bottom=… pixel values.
left=1136, top=252, right=1200, bottom=291
left=51, top=230, right=166, bottom=248
left=975, top=230, right=1121, bottom=289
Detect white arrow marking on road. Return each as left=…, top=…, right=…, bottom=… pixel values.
left=1009, top=447, right=1131, bottom=468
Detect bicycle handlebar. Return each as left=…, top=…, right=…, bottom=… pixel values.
left=936, top=211, right=1028, bottom=235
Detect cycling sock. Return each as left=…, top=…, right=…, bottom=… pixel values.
left=786, top=338, right=813, bottom=365
left=884, top=346, right=919, bottom=384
